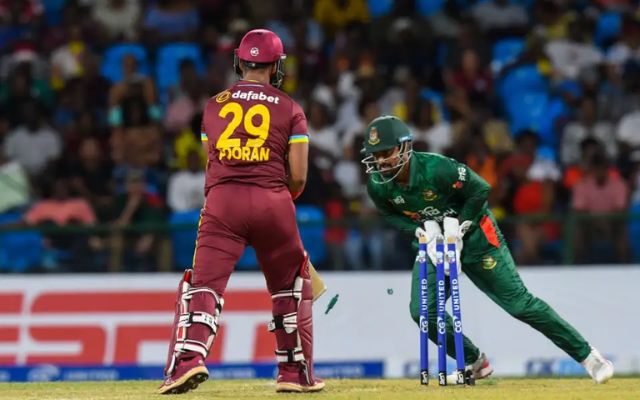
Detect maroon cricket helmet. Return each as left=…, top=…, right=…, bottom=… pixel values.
left=234, top=29, right=286, bottom=88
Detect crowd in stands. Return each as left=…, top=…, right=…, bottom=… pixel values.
left=1, top=0, right=640, bottom=272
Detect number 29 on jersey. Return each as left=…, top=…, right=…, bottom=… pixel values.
left=216, top=102, right=271, bottom=162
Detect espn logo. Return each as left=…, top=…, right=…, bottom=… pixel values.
left=0, top=289, right=275, bottom=365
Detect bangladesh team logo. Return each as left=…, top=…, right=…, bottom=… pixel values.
left=422, top=190, right=438, bottom=201
left=368, top=127, right=380, bottom=145
left=215, top=90, right=231, bottom=103
left=482, top=256, right=497, bottom=270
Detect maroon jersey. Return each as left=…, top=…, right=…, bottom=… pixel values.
left=201, top=80, right=308, bottom=192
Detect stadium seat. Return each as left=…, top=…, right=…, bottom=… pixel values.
left=42, top=0, right=67, bottom=26
left=0, top=212, right=43, bottom=273
left=506, top=91, right=550, bottom=138
left=100, top=43, right=150, bottom=83
left=417, top=0, right=445, bottom=16
left=169, top=210, right=200, bottom=269
left=629, top=201, right=640, bottom=262
left=595, top=12, right=622, bottom=48
left=237, top=246, right=259, bottom=270
left=492, top=37, right=525, bottom=75
left=155, top=43, right=206, bottom=105
left=367, top=0, right=393, bottom=17
left=497, top=64, right=548, bottom=100
left=296, top=205, right=327, bottom=265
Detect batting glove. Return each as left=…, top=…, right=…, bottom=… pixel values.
left=415, top=220, right=442, bottom=267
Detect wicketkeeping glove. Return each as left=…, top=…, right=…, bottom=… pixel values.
left=442, top=217, right=472, bottom=276
left=415, top=220, right=442, bottom=267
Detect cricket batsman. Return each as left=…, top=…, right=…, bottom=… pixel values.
left=159, top=29, right=324, bottom=394
left=361, top=115, right=614, bottom=384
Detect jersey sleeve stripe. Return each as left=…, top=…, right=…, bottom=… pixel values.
left=289, top=134, right=309, bottom=144
left=200, top=132, right=208, bottom=142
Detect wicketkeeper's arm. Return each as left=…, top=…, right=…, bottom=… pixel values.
left=441, top=160, right=491, bottom=223
left=366, top=181, right=418, bottom=233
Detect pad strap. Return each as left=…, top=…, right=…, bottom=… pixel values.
left=275, top=347, right=305, bottom=363
left=268, top=312, right=297, bottom=334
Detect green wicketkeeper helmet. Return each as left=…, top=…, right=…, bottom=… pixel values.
left=361, top=115, right=414, bottom=184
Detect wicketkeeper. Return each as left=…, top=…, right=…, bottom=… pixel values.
left=361, top=115, right=614, bottom=383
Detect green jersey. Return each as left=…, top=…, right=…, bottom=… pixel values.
left=367, top=152, right=503, bottom=262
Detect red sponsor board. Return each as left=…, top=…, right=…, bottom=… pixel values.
left=0, top=281, right=275, bottom=366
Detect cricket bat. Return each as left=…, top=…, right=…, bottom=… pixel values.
left=309, top=261, right=327, bottom=302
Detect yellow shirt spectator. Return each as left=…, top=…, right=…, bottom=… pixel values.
left=314, top=0, right=369, bottom=36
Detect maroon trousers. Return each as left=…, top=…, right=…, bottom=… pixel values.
left=191, top=183, right=305, bottom=295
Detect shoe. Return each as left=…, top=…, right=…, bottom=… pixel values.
left=275, top=365, right=325, bottom=393
left=581, top=347, right=614, bottom=384
left=158, top=356, right=209, bottom=395
left=445, top=353, right=492, bottom=384
left=471, top=352, right=493, bottom=380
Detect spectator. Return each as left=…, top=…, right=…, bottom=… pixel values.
left=0, top=141, right=30, bottom=214
left=24, top=177, right=96, bottom=226
left=307, top=99, right=340, bottom=170
left=0, top=62, right=54, bottom=127
left=110, top=94, right=162, bottom=168
left=605, top=16, right=640, bottom=71
left=142, top=0, right=199, bottom=45
left=50, top=23, right=88, bottom=90
left=68, top=137, right=114, bottom=221
left=167, top=149, right=204, bottom=213
left=341, top=97, right=380, bottom=156
left=407, top=97, right=452, bottom=154
left=616, top=106, right=640, bottom=152
left=3, top=100, right=61, bottom=177
left=24, top=176, right=102, bottom=270
left=446, top=47, right=492, bottom=114
left=313, top=0, right=369, bottom=38
left=92, top=0, right=141, bottom=41
left=561, top=96, right=616, bottom=166
left=465, top=132, right=498, bottom=189
left=572, top=152, right=629, bottom=263
left=108, top=54, right=156, bottom=111
left=512, top=151, right=561, bottom=264
left=472, top=0, right=529, bottom=38
left=164, top=61, right=207, bottom=135
left=110, top=169, right=165, bottom=271
left=545, top=17, right=603, bottom=80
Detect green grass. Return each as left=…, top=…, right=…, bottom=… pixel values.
left=1, top=378, right=639, bottom=400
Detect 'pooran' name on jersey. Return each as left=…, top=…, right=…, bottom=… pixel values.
left=201, top=81, right=308, bottom=193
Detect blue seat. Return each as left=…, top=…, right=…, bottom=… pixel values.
left=169, top=210, right=200, bottom=269
left=367, top=0, right=393, bottom=17
left=156, top=43, right=205, bottom=105
left=595, top=12, right=622, bottom=48
left=417, top=0, right=445, bottom=16
left=506, top=91, right=550, bottom=137
left=100, top=43, right=150, bottom=83
left=0, top=212, right=43, bottom=273
left=42, top=0, right=67, bottom=26
left=296, top=205, right=327, bottom=265
left=492, top=38, right=525, bottom=75
left=238, top=205, right=328, bottom=269
left=237, top=246, right=259, bottom=270
left=497, top=64, right=548, bottom=100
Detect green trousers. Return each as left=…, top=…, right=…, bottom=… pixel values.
left=409, top=242, right=591, bottom=365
